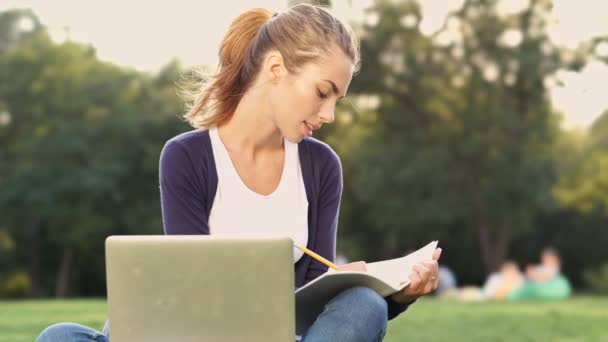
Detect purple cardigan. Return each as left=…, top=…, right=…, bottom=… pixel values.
left=158, top=129, right=411, bottom=319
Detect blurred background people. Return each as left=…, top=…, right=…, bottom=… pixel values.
left=507, top=247, right=572, bottom=301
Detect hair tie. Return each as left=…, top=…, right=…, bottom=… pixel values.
left=272, top=12, right=279, bottom=18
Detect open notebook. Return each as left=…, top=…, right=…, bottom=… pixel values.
left=295, top=240, right=438, bottom=335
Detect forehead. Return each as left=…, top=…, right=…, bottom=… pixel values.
left=297, top=48, right=353, bottom=92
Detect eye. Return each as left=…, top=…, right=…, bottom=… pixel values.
left=317, top=89, right=329, bottom=99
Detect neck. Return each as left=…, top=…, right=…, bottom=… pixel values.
left=217, top=87, right=283, bottom=159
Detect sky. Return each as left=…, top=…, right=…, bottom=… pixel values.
left=2, top=0, right=607, bottom=129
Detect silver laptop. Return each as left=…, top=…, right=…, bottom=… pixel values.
left=105, top=235, right=295, bottom=342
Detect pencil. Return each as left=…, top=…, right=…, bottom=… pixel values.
left=294, top=243, right=339, bottom=270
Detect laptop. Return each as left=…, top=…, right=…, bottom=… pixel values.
left=105, top=235, right=295, bottom=342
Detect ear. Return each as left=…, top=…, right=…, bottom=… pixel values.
left=262, top=50, right=285, bottom=84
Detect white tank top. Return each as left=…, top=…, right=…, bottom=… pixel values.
left=208, top=127, right=309, bottom=263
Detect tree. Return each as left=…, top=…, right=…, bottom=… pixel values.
left=0, top=9, right=187, bottom=297
left=324, top=0, right=604, bottom=276
left=555, top=110, right=608, bottom=214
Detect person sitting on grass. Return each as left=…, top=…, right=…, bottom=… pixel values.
left=482, top=261, right=525, bottom=300
left=34, top=4, right=442, bottom=342
left=507, top=247, right=572, bottom=301
left=441, top=260, right=524, bottom=302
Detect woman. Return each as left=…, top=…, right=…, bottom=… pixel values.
left=37, top=4, right=441, bottom=341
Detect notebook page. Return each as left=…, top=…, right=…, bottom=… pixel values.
left=365, top=241, right=438, bottom=290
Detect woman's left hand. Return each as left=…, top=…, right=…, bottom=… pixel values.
left=390, top=247, right=442, bottom=304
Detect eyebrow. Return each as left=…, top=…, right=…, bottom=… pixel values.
left=323, top=79, right=345, bottom=99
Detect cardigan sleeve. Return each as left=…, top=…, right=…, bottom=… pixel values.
left=298, top=140, right=414, bottom=319
left=303, top=146, right=343, bottom=283
left=159, top=139, right=210, bottom=235
left=385, top=296, right=415, bottom=320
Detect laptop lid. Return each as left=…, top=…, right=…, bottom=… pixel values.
left=105, top=235, right=295, bottom=342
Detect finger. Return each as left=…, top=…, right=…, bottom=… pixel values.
left=352, top=261, right=368, bottom=271
left=423, top=260, right=439, bottom=288
left=426, top=278, right=436, bottom=294
left=417, top=264, right=439, bottom=294
left=412, top=268, right=433, bottom=296
left=337, top=261, right=367, bottom=272
left=415, top=267, right=435, bottom=293
left=408, top=272, right=423, bottom=293
left=424, top=260, right=438, bottom=274
left=428, top=267, right=439, bottom=291
left=433, top=248, right=442, bottom=261
left=414, top=264, right=432, bottom=282
left=415, top=266, right=437, bottom=294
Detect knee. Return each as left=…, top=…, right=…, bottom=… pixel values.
left=36, top=323, right=74, bottom=342
left=346, top=287, right=388, bottom=324
left=349, top=287, right=388, bottom=324
left=36, top=322, right=97, bottom=342
left=305, top=287, right=388, bottom=341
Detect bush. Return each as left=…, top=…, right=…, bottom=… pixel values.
left=584, top=263, right=608, bottom=293
left=0, top=271, right=31, bottom=298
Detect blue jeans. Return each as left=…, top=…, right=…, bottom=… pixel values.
left=36, top=287, right=388, bottom=342
left=36, top=321, right=110, bottom=342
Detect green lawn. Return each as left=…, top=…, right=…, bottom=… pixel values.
left=2, top=296, right=607, bottom=341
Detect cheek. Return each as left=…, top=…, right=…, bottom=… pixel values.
left=275, top=79, right=319, bottom=124
left=291, top=89, right=320, bottom=119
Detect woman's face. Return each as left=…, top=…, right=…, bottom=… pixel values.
left=267, top=46, right=353, bottom=143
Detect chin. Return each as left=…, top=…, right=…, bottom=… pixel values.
left=279, top=126, right=305, bottom=144
left=284, top=133, right=305, bottom=144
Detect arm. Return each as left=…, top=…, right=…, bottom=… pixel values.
left=386, top=295, right=414, bottom=320
left=304, top=151, right=342, bottom=283
left=303, top=148, right=413, bottom=320
left=159, top=139, right=210, bottom=235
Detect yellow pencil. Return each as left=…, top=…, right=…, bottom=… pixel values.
left=294, top=243, right=339, bottom=270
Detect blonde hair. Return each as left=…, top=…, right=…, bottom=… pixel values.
left=182, top=4, right=360, bottom=129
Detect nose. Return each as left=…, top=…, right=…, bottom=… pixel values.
left=319, top=102, right=336, bottom=124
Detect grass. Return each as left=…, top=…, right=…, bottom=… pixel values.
left=1, top=296, right=607, bottom=341
left=385, top=296, right=608, bottom=342
left=0, top=299, right=106, bottom=342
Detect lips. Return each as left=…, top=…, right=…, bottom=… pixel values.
left=304, top=121, right=321, bottom=130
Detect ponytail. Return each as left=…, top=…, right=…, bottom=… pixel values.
left=184, top=8, right=273, bottom=128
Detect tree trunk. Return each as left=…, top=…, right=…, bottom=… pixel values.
left=55, top=247, right=74, bottom=298
left=478, top=219, right=512, bottom=275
